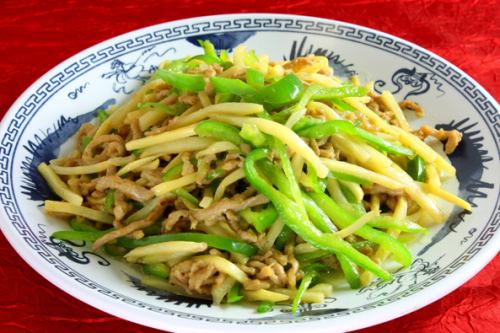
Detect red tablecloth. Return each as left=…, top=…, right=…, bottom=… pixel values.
left=0, top=1, right=498, bottom=332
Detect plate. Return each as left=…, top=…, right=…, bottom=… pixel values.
left=0, top=13, right=498, bottom=333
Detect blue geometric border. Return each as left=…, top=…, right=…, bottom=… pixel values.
left=0, top=16, right=499, bottom=325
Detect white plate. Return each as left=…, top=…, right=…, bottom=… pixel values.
left=0, top=13, right=498, bottom=333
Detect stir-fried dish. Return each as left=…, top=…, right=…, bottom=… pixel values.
left=39, top=40, right=470, bottom=312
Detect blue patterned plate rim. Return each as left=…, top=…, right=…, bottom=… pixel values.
left=0, top=13, right=498, bottom=333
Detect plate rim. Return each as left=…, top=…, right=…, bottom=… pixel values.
left=0, top=12, right=499, bottom=333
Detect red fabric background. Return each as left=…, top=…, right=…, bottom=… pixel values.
left=0, top=1, right=499, bottom=332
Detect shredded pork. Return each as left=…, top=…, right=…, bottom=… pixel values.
left=94, top=175, right=154, bottom=202
left=413, top=125, right=463, bottom=154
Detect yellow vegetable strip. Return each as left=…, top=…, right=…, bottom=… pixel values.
left=271, top=288, right=324, bottom=304
left=285, top=107, right=307, bottom=128
left=327, top=178, right=349, bottom=205
left=125, top=241, right=208, bottom=263
left=94, top=80, right=163, bottom=137
left=44, top=200, right=113, bottom=224
left=243, top=289, right=289, bottom=302
left=331, top=134, right=371, bottom=163
left=50, top=156, right=134, bottom=175
left=137, top=158, right=159, bottom=171
left=213, top=115, right=329, bottom=178
left=291, top=153, right=305, bottom=180
left=335, top=210, right=379, bottom=239
left=195, top=141, right=238, bottom=158
left=192, top=255, right=248, bottom=283
left=421, top=183, right=472, bottom=211
left=344, top=97, right=455, bottom=176
left=213, top=168, right=245, bottom=201
left=339, top=180, right=364, bottom=203
left=198, top=91, right=212, bottom=107
left=140, top=137, right=214, bottom=157
left=296, top=72, right=342, bottom=88
left=232, top=45, right=247, bottom=67
left=370, top=194, right=381, bottom=212
left=320, top=158, right=403, bottom=190
left=199, top=196, right=213, bottom=209
left=139, top=109, right=170, bottom=131
left=332, top=137, right=442, bottom=221
left=380, top=91, right=410, bottom=131
left=152, top=173, right=196, bottom=197
left=308, top=283, right=334, bottom=297
left=307, top=101, right=341, bottom=120
left=426, top=164, right=441, bottom=187
left=361, top=197, right=408, bottom=286
left=174, top=102, right=264, bottom=128
left=394, top=126, right=456, bottom=176
left=37, top=163, right=83, bottom=206
left=117, top=155, right=160, bottom=176
left=162, top=153, right=183, bottom=173
left=125, top=124, right=197, bottom=150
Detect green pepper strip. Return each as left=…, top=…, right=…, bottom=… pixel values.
left=257, top=301, right=274, bottom=313
left=330, top=171, right=371, bottom=186
left=199, top=40, right=219, bottom=61
left=52, top=229, right=114, bottom=242
left=143, top=263, right=170, bottom=279
left=161, top=163, right=199, bottom=206
left=175, top=188, right=200, bottom=206
left=369, top=216, right=428, bottom=234
left=244, top=49, right=259, bottom=66
left=138, top=102, right=180, bottom=116
left=291, top=116, right=324, bottom=132
left=302, top=193, right=337, bottom=233
left=104, top=190, right=115, bottom=212
left=271, top=137, right=308, bottom=218
left=308, top=191, right=412, bottom=267
left=291, top=272, right=314, bottom=313
left=254, top=74, right=304, bottom=107
left=239, top=204, right=278, bottom=233
left=244, top=149, right=392, bottom=281
left=259, top=160, right=337, bottom=233
left=162, top=163, right=183, bottom=182
left=105, top=243, right=128, bottom=257
left=311, top=86, right=367, bottom=101
left=246, top=68, right=264, bottom=88
left=155, top=69, right=206, bottom=92
left=227, top=283, right=244, bottom=303
left=117, top=232, right=257, bottom=257
left=297, top=119, right=413, bottom=156
left=295, top=250, right=330, bottom=263
left=291, top=264, right=329, bottom=313
left=81, top=136, right=92, bottom=149
left=304, top=190, right=360, bottom=287
left=97, top=109, right=108, bottom=122
left=407, top=155, right=426, bottom=182
left=274, top=225, right=293, bottom=251
left=69, top=218, right=97, bottom=232
left=337, top=254, right=361, bottom=289
left=195, top=120, right=244, bottom=145
left=210, top=76, right=256, bottom=97
left=331, top=97, right=355, bottom=111
left=215, top=92, right=237, bottom=104
left=272, top=84, right=322, bottom=123
left=240, top=123, right=267, bottom=147
left=303, top=163, right=325, bottom=193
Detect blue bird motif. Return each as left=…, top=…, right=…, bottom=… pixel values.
left=101, top=46, right=176, bottom=94
left=186, top=31, right=256, bottom=51
left=285, top=36, right=356, bottom=78
left=21, top=99, right=116, bottom=203
left=127, top=274, right=212, bottom=308
left=418, top=118, right=494, bottom=255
